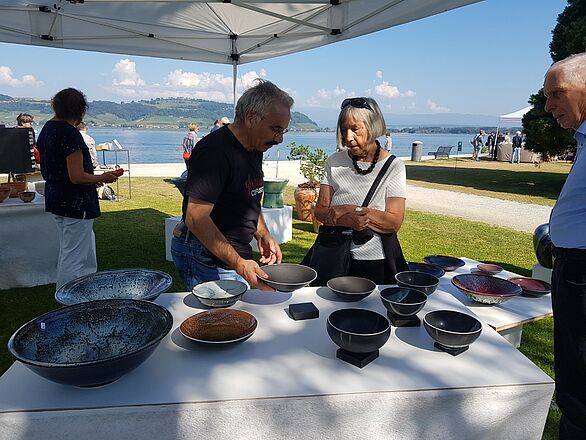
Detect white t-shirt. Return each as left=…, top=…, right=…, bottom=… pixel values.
left=322, top=151, right=407, bottom=260
left=80, top=131, right=99, bottom=169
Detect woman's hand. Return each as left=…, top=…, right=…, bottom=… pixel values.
left=100, top=171, right=119, bottom=184
left=341, top=208, right=369, bottom=231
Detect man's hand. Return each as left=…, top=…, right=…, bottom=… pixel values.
left=256, top=231, right=283, bottom=265
left=235, top=259, right=275, bottom=291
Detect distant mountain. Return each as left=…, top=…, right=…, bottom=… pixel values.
left=298, top=107, right=501, bottom=129
left=0, top=95, right=319, bottom=130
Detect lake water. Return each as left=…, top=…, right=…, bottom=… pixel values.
left=88, top=127, right=475, bottom=164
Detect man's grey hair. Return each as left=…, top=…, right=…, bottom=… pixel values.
left=547, top=52, right=586, bottom=86
left=234, top=79, right=294, bottom=123
left=336, top=97, right=387, bottom=147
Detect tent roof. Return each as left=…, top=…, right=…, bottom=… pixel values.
left=498, top=106, right=533, bottom=126
left=0, top=0, right=481, bottom=65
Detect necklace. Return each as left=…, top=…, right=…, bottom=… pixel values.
left=351, top=141, right=381, bottom=175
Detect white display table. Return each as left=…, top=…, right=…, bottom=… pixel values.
left=532, top=263, right=553, bottom=284
left=441, top=258, right=553, bottom=347
left=0, top=287, right=553, bottom=439
left=0, top=195, right=59, bottom=289
left=164, top=206, right=293, bottom=261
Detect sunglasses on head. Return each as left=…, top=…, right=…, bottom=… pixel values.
left=341, top=97, right=373, bottom=111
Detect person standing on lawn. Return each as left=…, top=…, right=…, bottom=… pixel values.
left=543, top=52, right=586, bottom=440
left=171, top=79, right=293, bottom=290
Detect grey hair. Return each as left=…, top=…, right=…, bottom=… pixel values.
left=336, top=97, right=387, bottom=147
left=547, top=53, right=586, bottom=86
left=234, top=79, right=294, bottom=123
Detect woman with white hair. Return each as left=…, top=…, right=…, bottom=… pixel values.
left=311, top=97, right=408, bottom=285
left=511, top=130, right=523, bottom=164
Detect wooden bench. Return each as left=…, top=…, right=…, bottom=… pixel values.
left=428, top=146, right=452, bottom=159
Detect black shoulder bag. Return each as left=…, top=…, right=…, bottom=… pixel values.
left=302, top=155, right=406, bottom=286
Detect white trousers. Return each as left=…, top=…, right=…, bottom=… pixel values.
left=53, top=215, right=97, bottom=291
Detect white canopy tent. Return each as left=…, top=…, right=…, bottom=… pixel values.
left=498, top=105, right=533, bottom=127
left=0, top=0, right=482, bottom=104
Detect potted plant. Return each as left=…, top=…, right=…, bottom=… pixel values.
left=287, top=142, right=328, bottom=224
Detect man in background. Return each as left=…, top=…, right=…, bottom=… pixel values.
left=543, top=52, right=586, bottom=440
left=171, top=79, right=293, bottom=290
left=77, top=122, right=99, bottom=169
left=511, top=130, right=522, bottom=164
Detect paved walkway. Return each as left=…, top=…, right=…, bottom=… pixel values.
left=130, top=162, right=551, bottom=233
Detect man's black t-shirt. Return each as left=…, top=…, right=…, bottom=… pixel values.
left=182, top=125, right=263, bottom=260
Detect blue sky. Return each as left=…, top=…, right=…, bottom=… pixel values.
left=0, top=0, right=569, bottom=120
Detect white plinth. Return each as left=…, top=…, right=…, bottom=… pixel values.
left=165, top=206, right=293, bottom=262
left=250, top=205, right=293, bottom=252
left=532, top=263, right=553, bottom=284
left=164, top=216, right=182, bottom=262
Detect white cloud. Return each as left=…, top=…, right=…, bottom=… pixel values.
left=385, top=104, right=393, bottom=111
left=305, top=96, right=320, bottom=107
left=427, top=99, right=450, bottom=113
left=375, top=70, right=383, bottom=79
left=316, top=86, right=347, bottom=99
left=108, top=58, right=269, bottom=101
left=374, top=81, right=415, bottom=99
left=0, top=66, right=43, bottom=88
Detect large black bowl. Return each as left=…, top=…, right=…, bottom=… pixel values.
left=452, top=273, right=522, bottom=304
left=423, top=310, right=482, bottom=349
left=407, top=262, right=445, bottom=279
left=327, top=308, right=391, bottom=353
left=55, top=268, right=173, bottom=306
left=380, top=287, right=427, bottom=317
left=8, top=299, right=173, bottom=387
left=327, top=276, right=376, bottom=301
left=258, top=263, right=317, bottom=292
left=395, top=271, right=440, bottom=295
left=533, top=223, right=554, bottom=269
left=423, top=255, right=465, bottom=272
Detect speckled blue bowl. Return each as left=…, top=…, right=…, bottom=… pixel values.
left=55, top=268, right=173, bottom=306
left=8, top=299, right=173, bottom=387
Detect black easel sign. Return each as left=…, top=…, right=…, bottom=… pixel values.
left=0, top=127, right=36, bottom=174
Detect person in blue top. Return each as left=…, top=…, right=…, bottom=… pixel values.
left=36, top=88, right=119, bottom=291
left=543, top=52, right=586, bottom=440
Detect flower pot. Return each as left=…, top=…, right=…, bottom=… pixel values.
left=294, top=185, right=318, bottom=222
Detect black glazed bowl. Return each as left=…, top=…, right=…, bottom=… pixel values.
left=327, top=308, right=391, bottom=353
left=55, top=268, right=173, bottom=306
left=452, top=273, right=522, bottom=304
left=533, top=223, right=554, bottom=269
left=7, top=299, right=173, bottom=387
left=395, top=271, right=440, bottom=295
left=407, top=262, right=445, bottom=279
left=327, top=276, right=376, bottom=301
left=423, top=310, right=482, bottom=349
left=380, top=287, right=428, bottom=317
left=258, top=263, right=317, bottom=292
left=423, top=255, right=466, bottom=272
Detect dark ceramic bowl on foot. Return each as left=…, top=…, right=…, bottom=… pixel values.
left=55, top=268, right=173, bottom=305
left=476, top=263, right=503, bottom=275
left=407, top=262, right=445, bottom=279
left=192, top=280, right=247, bottom=307
left=395, top=271, right=439, bottom=295
left=451, top=273, right=522, bottom=304
left=8, top=299, right=173, bottom=387
left=327, top=276, right=376, bottom=301
left=508, top=277, right=551, bottom=297
left=327, top=308, right=391, bottom=354
left=258, top=263, right=317, bottom=292
left=423, top=310, right=482, bottom=349
left=423, top=255, right=465, bottom=272
left=380, top=287, right=427, bottom=317
left=180, top=309, right=257, bottom=345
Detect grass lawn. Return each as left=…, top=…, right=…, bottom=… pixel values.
left=0, top=177, right=558, bottom=439
left=406, top=157, right=570, bottom=206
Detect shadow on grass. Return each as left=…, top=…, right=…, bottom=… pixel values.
left=405, top=163, right=566, bottom=202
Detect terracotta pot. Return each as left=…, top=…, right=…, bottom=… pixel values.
left=0, top=182, right=26, bottom=197
left=294, top=186, right=318, bottom=222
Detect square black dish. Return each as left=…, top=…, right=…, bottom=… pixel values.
left=289, top=302, right=319, bottom=320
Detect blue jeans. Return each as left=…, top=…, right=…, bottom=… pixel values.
left=171, top=231, right=248, bottom=291
left=511, top=147, right=521, bottom=163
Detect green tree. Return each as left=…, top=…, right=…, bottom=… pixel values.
left=287, top=142, right=328, bottom=186
left=524, top=0, right=586, bottom=158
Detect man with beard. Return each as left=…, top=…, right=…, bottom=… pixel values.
left=543, top=52, right=586, bottom=440
left=172, top=79, right=293, bottom=290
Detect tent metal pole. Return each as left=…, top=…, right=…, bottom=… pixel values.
left=232, top=61, right=237, bottom=117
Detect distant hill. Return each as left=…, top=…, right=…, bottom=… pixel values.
left=0, top=95, right=319, bottom=130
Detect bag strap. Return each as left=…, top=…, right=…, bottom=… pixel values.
left=361, top=154, right=396, bottom=207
